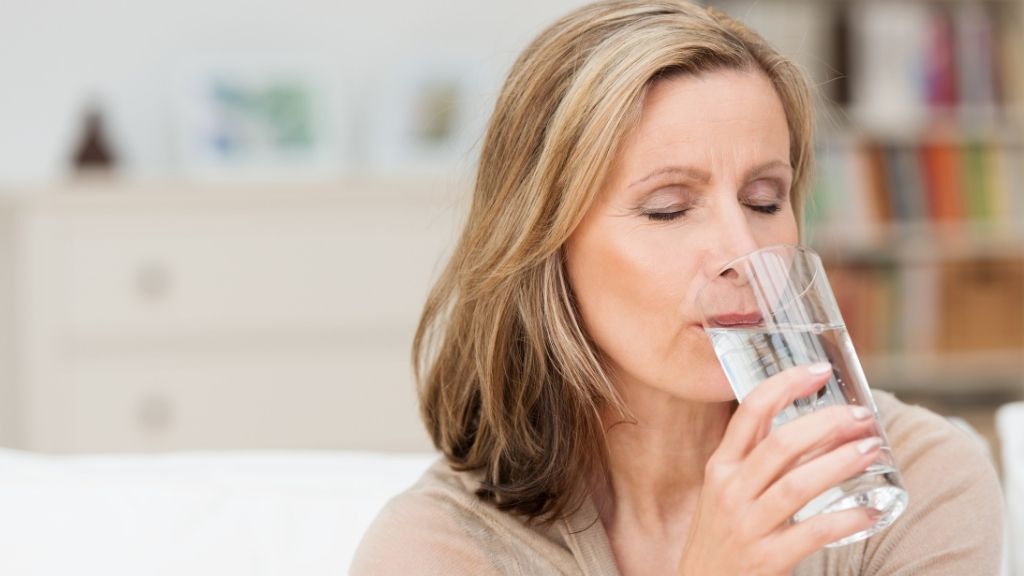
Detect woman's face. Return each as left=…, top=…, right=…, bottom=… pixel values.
left=565, top=68, right=799, bottom=403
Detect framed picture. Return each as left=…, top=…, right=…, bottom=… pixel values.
left=173, top=53, right=346, bottom=182
left=362, top=56, right=496, bottom=178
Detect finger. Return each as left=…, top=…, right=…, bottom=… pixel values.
left=754, top=435, right=883, bottom=529
left=736, top=405, right=876, bottom=500
left=770, top=506, right=880, bottom=562
left=792, top=415, right=880, bottom=468
left=714, top=363, right=832, bottom=462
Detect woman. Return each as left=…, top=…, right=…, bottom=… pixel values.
left=353, top=1, right=1004, bottom=574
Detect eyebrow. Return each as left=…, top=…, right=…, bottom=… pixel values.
left=627, top=159, right=792, bottom=189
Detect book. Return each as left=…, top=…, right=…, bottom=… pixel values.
left=938, top=259, right=1024, bottom=351
left=994, top=2, right=1024, bottom=107
left=896, top=145, right=926, bottom=221
left=864, top=141, right=894, bottom=222
left=961, top=141, right=990, bottom=221
left=919, top=140, right=965, bottom=221
left=900, top=262, right=939, bottom=353
left=926, top=7, right=958, bottom=108
left=984, top=144, right=1011, bottom=229
left=954, top=2, right=998, bottom=111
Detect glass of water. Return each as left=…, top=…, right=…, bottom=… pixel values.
left=697, top=244, right=907, bottom=547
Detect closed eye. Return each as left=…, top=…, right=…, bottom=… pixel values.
left=748, top=203, right=781, bottom=215
left=643, top=209, right=690, bottom=221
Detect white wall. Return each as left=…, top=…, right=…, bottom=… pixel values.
left=0, top=0, right=591, bottom=184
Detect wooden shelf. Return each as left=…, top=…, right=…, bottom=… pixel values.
left=809, top=221, right=1024, bottom=263
left=816, top=121, right=1024, bottom=148
left=863, top=349, right=1024, bottom=395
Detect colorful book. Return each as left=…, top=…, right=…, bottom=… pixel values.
left=864, top=141, right=893, bottom=222
left=926, top=7, right=958, bottom=107
left=961, top=141, right=990, bottom=221
left=954, top=2, right=997, bottom=109
left=919, top=141, right=965, bottom=221
left=984, top=144, right=1010, bottom=228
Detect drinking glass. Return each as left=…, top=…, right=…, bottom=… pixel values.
left=697, top=244, right=907, bottom=547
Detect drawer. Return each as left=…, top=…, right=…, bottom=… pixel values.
left=55, top=352, right=431, bottom=452
left=34, top=203, right=456, bottom=338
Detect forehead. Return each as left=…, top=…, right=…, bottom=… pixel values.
left=614, top=68, right=791, bottom=175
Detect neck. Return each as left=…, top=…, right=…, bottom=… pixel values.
left=596, top=384, right=736, bottom=534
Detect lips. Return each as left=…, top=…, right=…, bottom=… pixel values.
left=710, top=312, right=764, bottom=328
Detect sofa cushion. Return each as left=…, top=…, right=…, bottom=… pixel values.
left=0, top=449, right=437, bottom=575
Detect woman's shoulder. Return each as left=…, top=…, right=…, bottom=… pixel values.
left=349, top=458, right=498, bottom=575
left=350, top=458, right=582, bottom=576
left=873, top=389, right=995, bottom=466
left=871, top=389, right=1003, bottom=531
left=801, top=390, right=1004, bottom=575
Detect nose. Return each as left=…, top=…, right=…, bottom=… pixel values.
left=703, top=204, right=761, bottom=282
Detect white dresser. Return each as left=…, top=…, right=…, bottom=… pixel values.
left=0, top=180, right=463, bottom=453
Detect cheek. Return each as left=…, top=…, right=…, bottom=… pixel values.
left=568, top=227, right=730, bottom=398
left=758, top=206, right=800, bottom=246
left=567, top=228, right=683, bottom=351
left=568, top=236, right=677, bottom=335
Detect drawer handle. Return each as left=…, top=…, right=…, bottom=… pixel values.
left=136, top=261, right=172, bottom=302
left=138, top=394, right=174, bottom=434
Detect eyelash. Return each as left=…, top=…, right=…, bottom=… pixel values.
left=644, top=209, right=688, bottom=221
left=750, top=203, right=782, bottom=215
left=643, top=203, right=782, bottom=222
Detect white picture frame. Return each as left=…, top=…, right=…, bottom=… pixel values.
left=362, top=56, right=496, bottom=178
left=172, top=52, right=347, bottom=183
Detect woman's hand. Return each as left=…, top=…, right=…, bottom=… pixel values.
left=676, top=363, right=882, bottom=576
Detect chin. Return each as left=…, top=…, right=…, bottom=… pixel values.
left=670, top=365, right=738, bottom=403
left=699, top=371, right=738, bottom=403
left=690, top=336, right=739, bottom=402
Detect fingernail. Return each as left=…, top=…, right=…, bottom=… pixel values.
left=857, top=437, right=883, bottom=454
left=808, top=362, right=831, bottom=375
left=866, top=508, right=883, bottom=521
left=851, top=406, right=872, bottom=420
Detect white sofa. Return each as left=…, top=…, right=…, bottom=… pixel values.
left=0, top=449, right=437, bottom=575
left=998, top=403, right=1024, bottom=576
left=0, top=407, right=1017, bottom=576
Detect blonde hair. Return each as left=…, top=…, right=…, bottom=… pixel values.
left=413, top=0, right=815, bottom=522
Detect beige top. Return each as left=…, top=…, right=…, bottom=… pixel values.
left=352, top=391, right=1004, bottom=575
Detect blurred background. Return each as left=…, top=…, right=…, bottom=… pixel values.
left=0, top=0, right=1019, bottom=471
left=712, top=0, right=1024, bottom=475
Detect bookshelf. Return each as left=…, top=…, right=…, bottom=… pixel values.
left=711, top=0, right=1024, bottom=394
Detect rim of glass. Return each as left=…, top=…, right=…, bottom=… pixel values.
left=696, top=243, right=821, bottom=310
